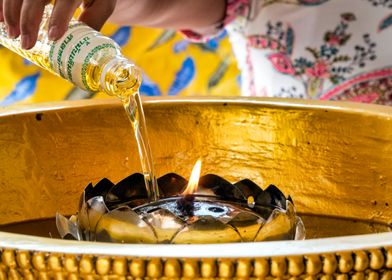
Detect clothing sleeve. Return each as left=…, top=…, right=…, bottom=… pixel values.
left=180, top=0, right=251, bottom=42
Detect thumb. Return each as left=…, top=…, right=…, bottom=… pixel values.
left=78, top=0, right=116, bottom=31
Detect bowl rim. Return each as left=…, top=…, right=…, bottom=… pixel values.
left=0, top=231, right=391, bottom=257
left=1, top=96, right=392, bottom=118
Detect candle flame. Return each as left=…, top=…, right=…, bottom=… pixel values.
left=182, top=159, right=202, bottom=195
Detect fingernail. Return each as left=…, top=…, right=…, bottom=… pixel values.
left=7, top=25, right=17, bottom=39
left=48, top=26, right=59, bottom=41
left=21, top=35, right=31, bottom=49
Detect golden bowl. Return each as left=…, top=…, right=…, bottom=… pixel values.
left=0, top=97, right=391, bottom=279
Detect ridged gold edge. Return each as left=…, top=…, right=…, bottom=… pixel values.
left=1, top=97, right=392, bottom=118
left=0, top=247, right=391, bottom=278
left=1, top=231, right=392, bottom=258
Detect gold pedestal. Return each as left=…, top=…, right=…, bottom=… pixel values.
left=0, top=98, right=391, bottom=279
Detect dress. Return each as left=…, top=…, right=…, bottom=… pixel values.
left=183, top=0, right=392, bottom=105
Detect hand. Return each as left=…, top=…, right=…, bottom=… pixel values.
left=0, top=0, right=117, bottom=49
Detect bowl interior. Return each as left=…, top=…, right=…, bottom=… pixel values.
left=0, top=98, right=391, bottom=241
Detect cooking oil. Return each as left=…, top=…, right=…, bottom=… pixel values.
left=0, top=5, right=159, bottom=201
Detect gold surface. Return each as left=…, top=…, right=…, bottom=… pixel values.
left=0, top=98, right=391, bottom=226
left=0, top=247, right=391, bottom=279
left=0, top=97, right=391, bottom=278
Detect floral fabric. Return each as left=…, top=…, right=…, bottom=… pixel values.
left=187, top=0, right=392, bottom=105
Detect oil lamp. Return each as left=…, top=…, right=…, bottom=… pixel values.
left=57, top=160, right=305, bottom=244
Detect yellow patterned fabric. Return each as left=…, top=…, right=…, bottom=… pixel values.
left=0, top=24, right=240, bottom=105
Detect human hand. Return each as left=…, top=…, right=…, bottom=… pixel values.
left=0, top=0, right=117, bottom=49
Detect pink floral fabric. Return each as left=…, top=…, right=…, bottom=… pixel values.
left=187, top=0, right=392, bottom=105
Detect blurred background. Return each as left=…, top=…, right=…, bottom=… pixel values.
left=0, top=24, right=240, bottom=106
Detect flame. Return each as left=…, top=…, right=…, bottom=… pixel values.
left=182, top=159, right=202, bottom=195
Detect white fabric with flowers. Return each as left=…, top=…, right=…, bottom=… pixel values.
left=219, top=0, right=392, bottom=104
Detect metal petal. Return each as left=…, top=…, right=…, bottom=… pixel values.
left=286, top=200, right=306, bottom=240
left=85, top=178, right=114, bottom=202
left=250, top=205, right=273, bottom=220
left=233, top=179, right=263, bottom=200
left=295, top=216, right=306, bottom=240
left=157, top=173, right=188, bottom=197
left=228, top=211, right=264, bottom=242
left=79, top=196, right=108, bottom=237
left=105, top=173, right=147, bottom=208
left=143, top=208, right=185, bottom=243
left=79, top=183, right=92, bottom=210
left=95, top=206, right=157, bottom=244
left=172, top=216, right=242, bottom=244
left=78, top=192, right=90, bottom=233
left=197, top=174, right=244, bottom=201
left=255, top=184, right=287, bottom=209
left=55, top=213, right=82, bottom=240
left=254, top=207, right=296, bottom=242
left=86, top=196, right=109, bottom=238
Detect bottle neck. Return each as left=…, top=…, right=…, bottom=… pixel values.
left=100, top=56, right=142, bottom=99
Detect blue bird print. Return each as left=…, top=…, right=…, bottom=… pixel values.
left=201, top=30, right=227, bottom=51
left=23, top=59, right=34, bottom=66
left=139, top=73, right=161, bottom=96
left=147, top=30, right=176, bottom=51
left=110, top=26, right=132, bottom=47
left=168, top=57, right=195, bottom=96
left=1, top=72, right=41, bottom=106
left=173, top=40, right=190, bottom=53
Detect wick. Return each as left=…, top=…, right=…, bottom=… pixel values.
left=176, top=194, right=195, bottom=217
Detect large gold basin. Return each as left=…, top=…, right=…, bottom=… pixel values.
left=0, top=98, right=391, bottom=279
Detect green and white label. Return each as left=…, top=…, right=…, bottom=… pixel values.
left=49, top=23, right=119, bottom=91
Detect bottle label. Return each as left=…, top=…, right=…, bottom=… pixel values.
left=49, top=23, right=119, bottom=91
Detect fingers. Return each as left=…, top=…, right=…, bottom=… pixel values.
left=2, top=0, right=116, bottom=49
left=48, top=0, right=81, bottom=41
left=20, top=0, right=47, bottom=49
left=78, top=0, right=116, bottom=31
left=3, top=0, right=23, bottom=38
left=0, top=0, right=4, bottom=22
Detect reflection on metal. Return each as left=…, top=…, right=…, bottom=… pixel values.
left=56, top=173, right=304, bottom=243
left=0, top=98, right=391, bottom=278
